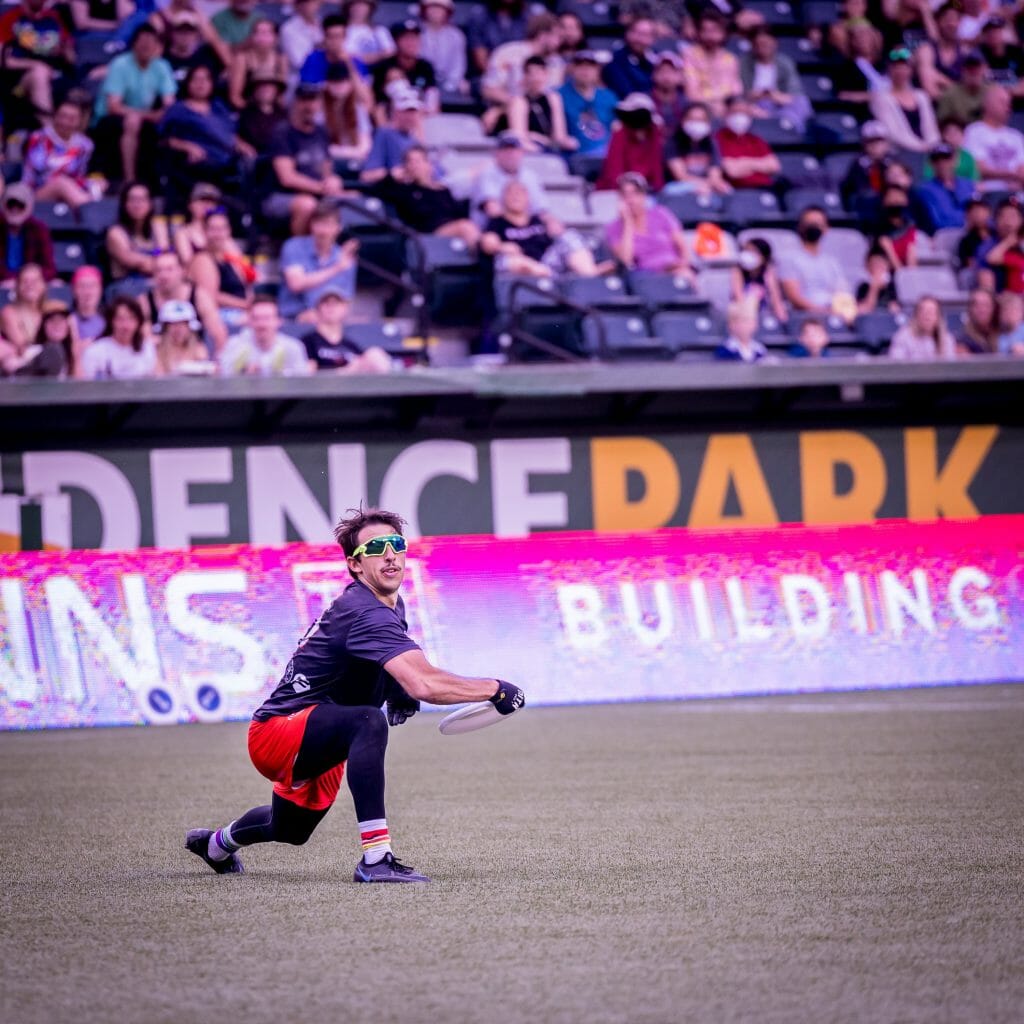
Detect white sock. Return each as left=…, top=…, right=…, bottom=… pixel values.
left=207, top=823, right=239, bottom=862
left=359, top=818, right=392, bottom=865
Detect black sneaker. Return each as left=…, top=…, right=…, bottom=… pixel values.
left=353, top=852, right=430, bottom=883
left=185, top=828, right=245, bottom=875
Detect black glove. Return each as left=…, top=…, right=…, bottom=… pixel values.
left=489, top=680, right=525, bottom=716
left=386, top=688, right=420, bottom=726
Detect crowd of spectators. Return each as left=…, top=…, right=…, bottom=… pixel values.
left=1, top=0, right=1024, bottom=378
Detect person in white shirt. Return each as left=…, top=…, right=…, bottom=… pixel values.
left=79, top=296, right=157, bottom=380
left=963, top=85, right=1024, bottom=191
left=470, top=133, right=548, bottom=222
left=888, top=295, right=957, bottom=360
left=419, top=0, right=467, bottom=94
left=220, top=297, right=314, bottom=376
left=281, top=0, right=324, bottom=74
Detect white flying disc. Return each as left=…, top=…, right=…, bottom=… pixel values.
left=438, top=702, right=505, bottom=735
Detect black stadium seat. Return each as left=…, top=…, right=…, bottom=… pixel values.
left=627, top=271, right=708, bottom=312
left=562, top=274, right=642, bottom=310
left=651, top=310, right=726, bottom=355
left=582, top=312, right=672, bottom=360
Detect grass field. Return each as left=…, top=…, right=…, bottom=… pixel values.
left=2, top=684, right=1023, bottom=1024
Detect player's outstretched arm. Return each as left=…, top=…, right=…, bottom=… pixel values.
left=384, top=649, right=524, bottom=712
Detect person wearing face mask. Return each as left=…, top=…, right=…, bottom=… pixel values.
left=714, top=96, right=780, bottom=191
left=731, top=238, right=788, bottom=323
left=665, top=102, right=731, bottom=196
left=871, top=184, right=918, bottom=269
left=855, top=248, right=901, bottom=315
left=780, top=207, right=853, bottom=316
left=596, top=92, right=666, bottom=192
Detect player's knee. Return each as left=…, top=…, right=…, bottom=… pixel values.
left=360, top=707, right=388, bottom=746
left=280, top=829, right=313, bottom=846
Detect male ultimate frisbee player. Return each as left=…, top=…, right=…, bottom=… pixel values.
left=186, top=507, right=525, bottom=883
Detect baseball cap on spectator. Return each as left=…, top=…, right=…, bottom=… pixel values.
left=3, top=182, right=34, bottom=216
left=391, top=19, right=421, bottom=37
left=190, top=182, right=221, bottom=203
left=496, top=133, right=523, bottom=149
left=962, top=50, right=986, bottom=67
left=571, top=49, right=601, bottom=65
left=156, top=300, right=202, bottom=332
left=41, top=299, right=70, bottom=320
left=654, top=51, right=684, bottom=69
left=615, top=93, right=656, bottom=114
left=860, top=120, right=889, bottom=141
left=929, top=143, right=955, bottom=161
left=316, top=287, right=350, bottom=304
left=295, top=82, right=323, bottom=100
left=887, top=47, right=912, bottom=64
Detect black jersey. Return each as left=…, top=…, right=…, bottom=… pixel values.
left=253, top=580, right=419, bottom=721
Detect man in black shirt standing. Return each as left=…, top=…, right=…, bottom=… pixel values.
left=186, top=507, right=525, bottom=883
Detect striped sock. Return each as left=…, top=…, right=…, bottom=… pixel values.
left=358, top=818, right=392, bottom=865
left=207, top=822, right=241, bottom=862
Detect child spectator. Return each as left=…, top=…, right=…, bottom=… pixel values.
left=497, top=55, right=573, bottom=152
left=856, top=248, right=900, bottom=315
left=238, top=71, right=289, bottom=156
left=789, top=318, right=834, bottom=359
left=996, top=291, right=1024, bottom=355
left=715, top=300, right=767, bottom=362
left=957, top=197, right=992, bottom=283
left=925, top=119, right=979, bottom=182
left=732, top=238, right=788, bottom=323
left=888, top=295, right=956, bottom=360
left=301, top=288, right=392, bottom=373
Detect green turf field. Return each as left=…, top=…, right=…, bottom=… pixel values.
left=2, top=684, right=1023, bottom=1024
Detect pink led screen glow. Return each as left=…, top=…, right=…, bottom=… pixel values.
left=1, top=517, right=1022, bottom=730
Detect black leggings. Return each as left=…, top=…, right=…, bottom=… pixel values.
left=231, top=704, right=389, bottom=847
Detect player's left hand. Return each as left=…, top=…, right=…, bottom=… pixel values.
left=386, top=690, right=420, bottom=726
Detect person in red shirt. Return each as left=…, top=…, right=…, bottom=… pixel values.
left=597, top=92, right=665, bottom=192
left=0, top=0, right=75, bottom=123
left=714, top=95, right=780, bottom=190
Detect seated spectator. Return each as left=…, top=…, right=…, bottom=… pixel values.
left=714, top=300, right=767, bottom=362
left=841, top=121, right=893, bottom=220
left=826, top=0, right=869, bottom=58
left=683, top=11, right=740, bottom=118
left=978, top=16, right=1024, bottom=83
left=301, top=288, right=392, bottom=373
left=780, top=207, right=855, bottom=317
left=976, top=196, right=1023, bottom=290
left=482, top=13, right=562, bottom=120
left=605, top=172, right=695, bottom=279
left=360, top=88, right=424, bottom=182
left=497, top=55, right=573, bottom=152
left=481, top=180, right=607, bottom=277
left=343, top=0, right=395, bottom=74
left=162, top=12, right=225, bottom=86
left=372, top=20, right=439, bottom=114
left=0, top=183, right=55, bottom=283
left=603, top=14, right=655, bottom=100
left=834, top=23, right=885, bottom=117
left=996, top=291, right=1024, bottom=355
left=0, top=0, right=75, bottom=125
left=278, top=201, right=359, bottom=320
left=714, top=96, right=781, bottom=191
left=471, top=133, right=548, bottom=221
left=559, top=50, right=617, bottom=158
left=11, top=299, right=78, bottom=377
left=732, top=237, right=787, bottom=323
left=145, top=249, right=226, bottom=351
left=872, top=185, right=918, bottom=269
left=467, top=0, right=528, bottom=79
left=228, top=17, right=289, bottom=111
left=0, top=262, right=47, bottom=356
left=281, top=0, right=324, bottom=74
left=870, top=47, right=940, bottom=154
left=889, top=295, right=956, bottom=360
left=788, top=317, right=834, bottom=359
left=373, top=146, right=479, bottom=247
left=557, top=12, right=585, bottom=62
left=173, top=182, right=222, bottom=265
left=94, top=25, right=177, bottom=184
left=420, top=0, right=467, bottom=95
left=79, top=295, right=157, bottom=379
left=924, top=117, right=979, bottom=182
left=238, top=71, right=289, bottom=156
left=219, top=296, right=312, bottom=377
left=650, top=52, right=687, bottom=140
left=741, top=25, right=812, bottom=132
left=936, top=50, right=989, bottom=125
left=665, top=102, right=730, bottom=196
left=105, top=181, right=170, bottom=281
left=855, top=247, right=900, bottom=314
left=211, top=0, right=257, bottom=52
left=263, top=83, right=345, bottom=235
left=23, top=98, right=96, bottom=210
left=597, top=93, right=665, bottom=192
left=916, top=2, right=969, bottom=100
left=954, top=0, right=988, bottom=42
left=964, top=85, right=1024, bottom=191
left=955, top=286, right=997, bottom=354
left=915, top=143, right=975, bottom=232
left=70, top=266, right=106, bottom=344
left=158, top=64, right=246, bottom=205
left=154, top=299, right=215, bottom=375
left=188, top=210, right=255, bottom=334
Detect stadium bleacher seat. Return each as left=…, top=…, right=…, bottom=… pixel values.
left=495, top=274, right=560, bottom=311
left=651, top=310, right=726, bottom=355
left=800, top=74, right=836, bottom=106
left=803, top=0, right=842, bottom=24
left=581, top=312, right=672, bottom=360
left=812, top=113, right=861, bottom=146
left=743, top=0, right=798, bottom=25
left=820, top=228, right=869, bottom=272
left=895, top=266, right=965, bottom=305
left=777, top=152, right=830, bottom=189
left=562, top=274, right=641, bottom=310
left=695, top=267, right=734, bottom=311
left=660, top=190, right=727, bottom=225
left=627, top=271, right=709, bottom=312
left=422, top=114, right=493, bottom=151
left=856, top=310, right=906, bottom=353
left=754, top=118, right=807, bottom=148
left=784, top=186, right=845, bottom=218
left=53, top=242, right=87, bottom=278
left=724, top=189, right=783, bottom=225
left=737, top=227, right=801, bottom=262
left=823, top=152, right=857, bottom=191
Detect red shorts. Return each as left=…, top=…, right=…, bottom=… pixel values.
left=247, top=705, right=345, bottom=811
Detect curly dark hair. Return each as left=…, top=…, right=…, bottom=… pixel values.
left=334, top=507, right=407, bottom=576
